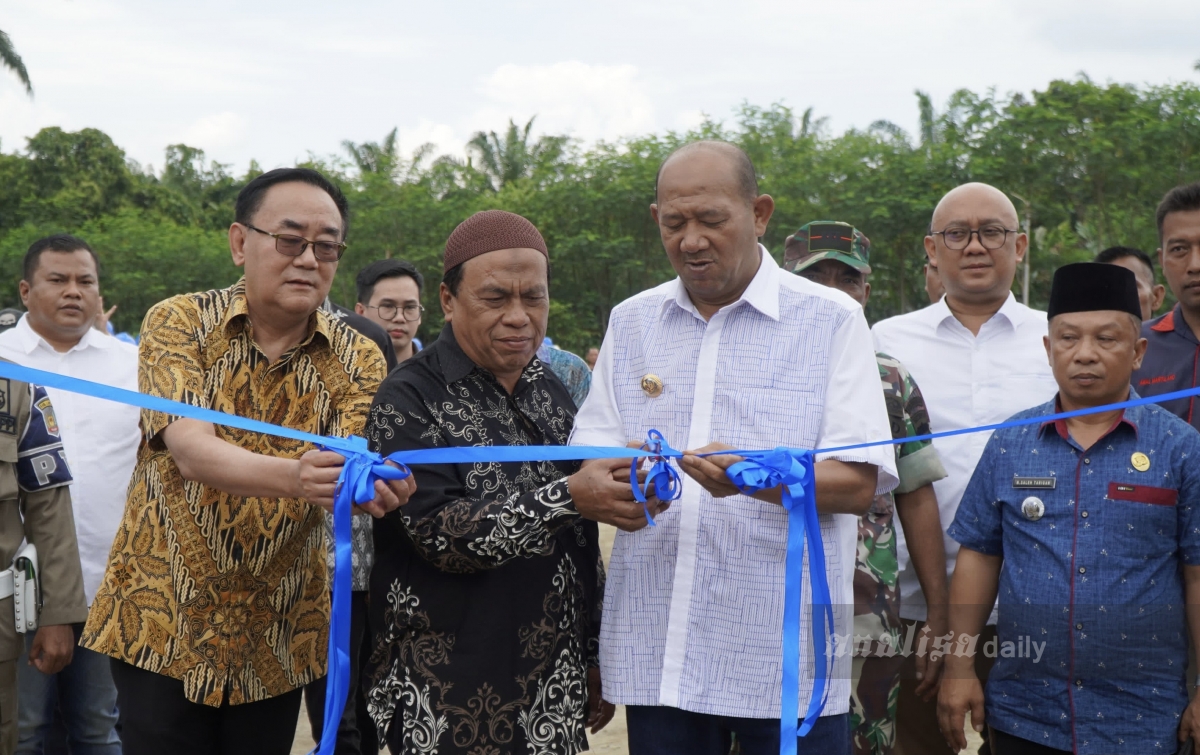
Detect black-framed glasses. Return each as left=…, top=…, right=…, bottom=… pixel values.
left=930, top=225, right=1018, bottom=251
left=368, top=303, right=425, bottom=322
left=244, top=223, right=346, bottom=262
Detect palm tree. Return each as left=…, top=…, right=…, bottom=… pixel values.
left=916, top=90, right=937, bottom=148
left=467, top=116, right=566, bottom=190
left=343, top=128, right=434, bottom=181
left=1, top=29, right=32, bottom=96
left=343, top=127, right=401, bottom=176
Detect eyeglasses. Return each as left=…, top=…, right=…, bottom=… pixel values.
left=930, top=225, right=1018, bottom=251
left=367, top=303, right=425, bottom=322
left=244, top=223, right=346, bottom=262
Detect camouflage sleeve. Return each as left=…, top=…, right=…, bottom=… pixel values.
left=893, top=361, right=947, bottom=495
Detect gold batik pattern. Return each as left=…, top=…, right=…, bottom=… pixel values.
left=81, top=278, right=385, bottom=706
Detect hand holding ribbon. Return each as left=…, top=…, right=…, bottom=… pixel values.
left=628, top=429, right=683, bottom=526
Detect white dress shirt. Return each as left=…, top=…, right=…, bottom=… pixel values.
left=0, top=315, right=140, bottom=604
left=871, top=294, right=1057, bottom=621
left=571, top=248, right=897, bottom=719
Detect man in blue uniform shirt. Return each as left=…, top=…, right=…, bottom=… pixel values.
left=939, top=262, right=1200, bottom=754
left=1131, top=181, right=1200, bottom=431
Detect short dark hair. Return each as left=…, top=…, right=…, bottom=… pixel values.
left=1096, top=245, right=1155, bottom=277
left=1155, top=181, right=1200, bottom=242
left=654, top=140, right=758, bottom=205
left=442, top=259, right=551, bottom=297
left=235, top=167, right=350, bottom=239
left=443, top=263, right=465, bottom=297
left=356, top=259, right=424, bottom=304
left=23, top=234, right=99, bottom=282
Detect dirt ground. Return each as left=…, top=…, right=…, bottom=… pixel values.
left=292, top=523, right=977, bottom=755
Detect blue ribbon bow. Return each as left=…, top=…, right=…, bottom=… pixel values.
left=727, top=448, right=831, bottom=753
left=628, top=429, right=684, bottom=525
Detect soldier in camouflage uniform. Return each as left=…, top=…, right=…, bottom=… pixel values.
left=786, top=222, right=950, bottom=755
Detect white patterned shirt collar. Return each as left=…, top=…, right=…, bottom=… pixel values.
left=662, top=244, right=782, bottom=323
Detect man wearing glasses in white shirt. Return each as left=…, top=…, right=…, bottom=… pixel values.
left=0, top=234, right=140, bottom=755
left=871, top=183, right=1057, bottom=755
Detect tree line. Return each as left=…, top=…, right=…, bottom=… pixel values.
left=1, top=76, right=1198, bottom=354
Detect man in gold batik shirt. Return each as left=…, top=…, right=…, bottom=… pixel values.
left=80, top=168, right=414, bottom=755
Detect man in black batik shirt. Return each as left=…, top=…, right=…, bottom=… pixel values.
left=364, top=210, right=667, bottom=755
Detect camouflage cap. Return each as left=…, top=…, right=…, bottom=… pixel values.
left=783, top=221, right=871, bottom=275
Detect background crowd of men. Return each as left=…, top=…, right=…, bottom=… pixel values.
left=1, top=140, right=1199, bottom=755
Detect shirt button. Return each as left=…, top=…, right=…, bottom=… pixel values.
left=1076, top=623, right=1084, bottom=630
left=1084, top=458, right=1091, bottom=465
left=1076, top=679, right=1083, bottom=688
left=1078, top=567, right=1086, bottom=574
left=1081, top=511, right=1089, bottom=518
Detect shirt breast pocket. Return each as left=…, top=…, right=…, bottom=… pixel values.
left=1107, top=483, right=1178, bottom=507
left=1105, top=482, right=1179, bottom=552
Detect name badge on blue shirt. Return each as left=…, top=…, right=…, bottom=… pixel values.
left=1013, top=475, right=1056, bottom=490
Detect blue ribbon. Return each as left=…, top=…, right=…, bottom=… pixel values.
left=314, top=437, right=412, bottom=755
left=8, top=360, right=1200, bottom=755
left=628, top=429, right=684, bottom=525
left=0, top=362, right=659, bottom=755
left=726, top=449, right=829, bottom=752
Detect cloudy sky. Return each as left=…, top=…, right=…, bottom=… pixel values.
left=3, top=0, right=1198, bottom=174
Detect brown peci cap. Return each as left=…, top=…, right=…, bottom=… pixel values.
left=443, top=210, right=548, bottom=272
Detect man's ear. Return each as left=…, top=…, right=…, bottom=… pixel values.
left=1132, top=336, right=1149, bottom=371
left=1014, top=232, right=1028, bottom=264
left=354, top=302, right=367, bottom=316
left=862, top=281, right=871, bottom=309
left=18, top=280, right=30, bottom=308
left=440, top=282, right=455, bottom=322
left=752, top=194, right=775, bottom=238
left=230, top=223, right=248, bottom=267
left=650, top=203, right=660, bottom=226
left=1151, top=284, right=1167, bottom=315
left=924, top=236, right=938, bottom=268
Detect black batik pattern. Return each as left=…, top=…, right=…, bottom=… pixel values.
left=364, top=326, right=604, bottom=755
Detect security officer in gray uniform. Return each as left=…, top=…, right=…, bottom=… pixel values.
left=0, top=366, right=87, bottom=755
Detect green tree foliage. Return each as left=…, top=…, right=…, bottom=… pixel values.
left=1, top=77, right=1198, bottom=353
left=0, top=29, right=32, bottom=96
left=468, top=117, right=569, bottom=190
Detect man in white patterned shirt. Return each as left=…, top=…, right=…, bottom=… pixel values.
left=571, top=141, right=897, bottom=755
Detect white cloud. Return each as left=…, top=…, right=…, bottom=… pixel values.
left=397, top=120, right=462, bottom=161
left=472, top=61, right=657, bottom=144
left=176, top=112, right=247, bottom=152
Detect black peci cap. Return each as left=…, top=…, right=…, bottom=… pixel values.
left=1047, top=262, right=1142, bottom=321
